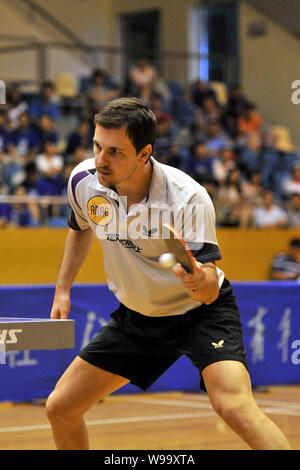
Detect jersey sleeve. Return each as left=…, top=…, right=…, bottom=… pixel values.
left=174, top=187, right=222, bottom=264
left=67, top=169, right=90, bottom=231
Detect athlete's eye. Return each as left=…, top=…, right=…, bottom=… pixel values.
left=110, top=148, right=122, bottom=158
left=94, top=143, right=102, bottom=154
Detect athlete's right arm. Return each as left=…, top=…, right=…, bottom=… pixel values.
left=50, top=227, right=95, bottom=319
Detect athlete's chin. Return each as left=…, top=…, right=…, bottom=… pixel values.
left=97, top=171, right=114, bottom=186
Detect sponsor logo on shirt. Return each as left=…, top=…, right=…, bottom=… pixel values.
left=87, top=196, right=113, bottom=226
left=106, top=234, right=142, bottom=252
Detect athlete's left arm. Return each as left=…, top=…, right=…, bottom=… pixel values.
left=173, top=261, right=219, bottom=304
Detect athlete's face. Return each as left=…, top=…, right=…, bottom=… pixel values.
left=93, top=125, right=146, bottom=188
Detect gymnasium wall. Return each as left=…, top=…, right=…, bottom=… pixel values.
left=239, top=0, right=300, bottom=146
left=1, top=228, right=299, bottom=285
left=0, top=0, right=113, bottom=83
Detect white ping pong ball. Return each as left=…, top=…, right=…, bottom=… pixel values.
left=159, top=253, right=176, bottom=268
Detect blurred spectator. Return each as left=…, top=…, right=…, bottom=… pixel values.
left=129, top=56, right=157, bottom=102
left=286, top=193, right=300, bottom=228
left=237, top=102, right=262, bottom=137
left=149, top=93, right=161, bottom=115
left=154, top=113, right=177, bottom=158
left=0, top=185, right=34, bottom=227
left=6, top=112, right=40, bottom=165
left=271, top=238, right=300, bottom=280
left=252, top=190, right=288, bottom=228
left=196, top=97, right=222, bottom=133
left=149, top=92, right=169, bottom=119
left=205, top=120, right=231, bottom=158
left=216, top=169, right=243, bottom=227
left=172, top=87, right=197, bottom=128
left=36, top=141, right=64, bottom=196
left=64, top=119, right=93, bottom=158
left=221, top=83, right=249, bottom=138
left=155, top=143, right=182, bottom=169
left=30, top=81, right=60, bottom=121
left=189, top=141, right=215, bottom=182
left=241, top=171, right=264, bottom=206
left=212, top=147, right=237, bottom=184
left=239, top=132, right=262, bottom=175
left=6, top=86, right=28, bottom=129
left=83, top=69, right=119, bottom=122
left=36, top=114, right=60, bottom=152
left=281, top=163, right=300, bottom=198
left=190, top=80, right=217, bottom=108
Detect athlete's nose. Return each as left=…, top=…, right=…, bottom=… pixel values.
left=95, top=150, right=110, bottom=171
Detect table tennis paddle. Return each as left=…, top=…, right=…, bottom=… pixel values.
left=162, top=223, right=198, bottom=274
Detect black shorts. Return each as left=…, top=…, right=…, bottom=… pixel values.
left=78, top=279, right=248, bottom=392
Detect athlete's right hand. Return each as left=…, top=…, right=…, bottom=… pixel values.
left=50, top=290, right=71, bottom=319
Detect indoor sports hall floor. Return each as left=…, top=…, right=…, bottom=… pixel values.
left=0, top=386, right=299, bottom=450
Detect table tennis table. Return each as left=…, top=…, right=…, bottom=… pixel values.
left=0, top=317, right=74, bottom=352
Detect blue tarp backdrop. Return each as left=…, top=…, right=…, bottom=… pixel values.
left=0, top=282, right=299, bottom=402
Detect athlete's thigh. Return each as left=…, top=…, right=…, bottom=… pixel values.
left=50, top=356, right=129, bottom=416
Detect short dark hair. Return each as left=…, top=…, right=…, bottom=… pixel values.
left=290, top=238, right=300, bottom=249
left=94, top=97, right=156, bottom=154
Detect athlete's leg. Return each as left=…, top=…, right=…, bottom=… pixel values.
left=202, top=360, right=291, bottom=450
left=46, top=356, right=129, bottom=450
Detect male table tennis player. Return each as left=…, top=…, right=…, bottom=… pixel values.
left=46, top=98, right=290, bottom=450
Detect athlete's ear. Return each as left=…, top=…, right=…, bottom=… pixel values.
left=138, top=144, right=152, bottom=164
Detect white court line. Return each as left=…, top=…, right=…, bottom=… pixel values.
left=119, top=396, right=300, bottom=418
left=0, top=411, right=215, bottom=434
left=180, top=394, right=300, bottom=410
left=119, top=396, right=213, bottom=409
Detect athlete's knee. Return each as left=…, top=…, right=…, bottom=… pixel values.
left=212, top=393, right=259, bottom=428
left=46, top=390, right=79, bottom=425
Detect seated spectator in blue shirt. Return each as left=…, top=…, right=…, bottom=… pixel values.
left=36, top=114, right=59, bottom=153
left=6, top=112, right=40, bottom=165
left=172, top=88, right=197, bottom=129
left=271, top=238, right=300, bottom=280
left=189, top=141, right=215, bottom=183
left=64, top=119, right=93, bottom=158
left=205, top=120, right=231, bottom=158
left=154, top=113, right=177, bottom=157
left=239, top=132, right=262, bottom=175
left=0, top=185, right=34, bottom=227
left=36, top=141, right=64, bottom=196
left=30, top=81, right=60, bottom=121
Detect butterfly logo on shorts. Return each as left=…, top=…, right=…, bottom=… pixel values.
left=212, top=340, right=224, bottom=349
